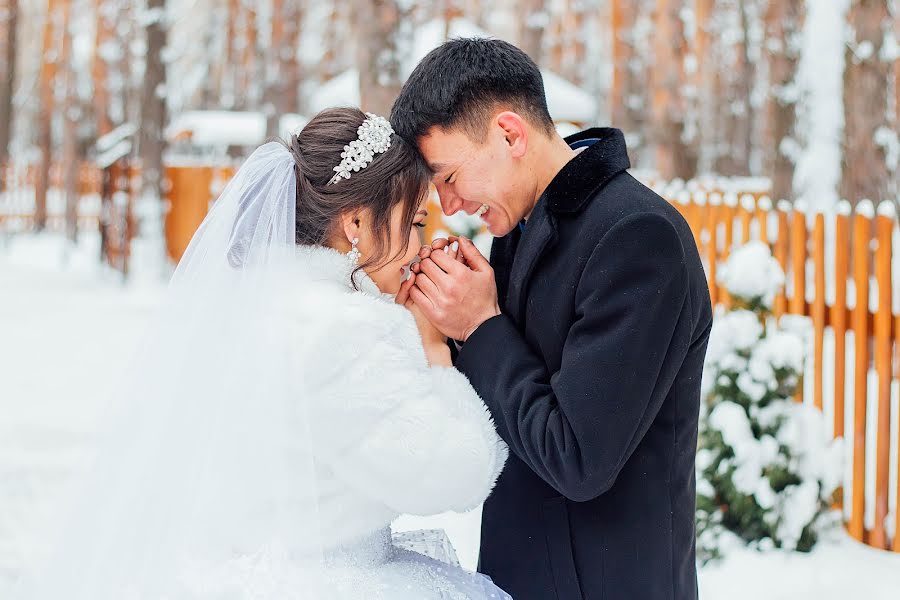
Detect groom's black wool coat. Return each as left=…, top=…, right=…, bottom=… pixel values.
left=454, top=128, right=712, bottom=600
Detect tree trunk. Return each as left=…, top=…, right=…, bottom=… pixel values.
left=546, top=1, right=587, bottom=86
left=35, top=0, right=60, bottom=232
left=650, top=0, right=697, bottom=180
left=693, top=0, right=715, bottom=173
left=352, top=0, right=409, bottom=117
left=138, top=0, right=168, bottom=263
left=715, top=0, right=755, bottom=176
left=92, top=0, right=112, bottom=136
left=518, top=0, right=546, bottom=64
left=0, top=0, right=17, bottom=181
left=610, top=0, right=649, bottom=164
left=60, top=0, right=79, bottom=241
left=764, top=0, right=803, bottom=201
left=265, top=0, right=303, bottom=138
left=240, top=3, right=261, bottom=111
left=841, top=0, right=892, bottom=204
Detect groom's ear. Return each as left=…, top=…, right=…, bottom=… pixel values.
left=495, top=112, right=528, bottom=159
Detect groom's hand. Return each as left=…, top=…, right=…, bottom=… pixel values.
left=410, top=237, right=500, bottom=342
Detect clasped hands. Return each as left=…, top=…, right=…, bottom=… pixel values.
left=395, top=236, right=501, bottom=347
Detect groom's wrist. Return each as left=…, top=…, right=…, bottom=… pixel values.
left=461, top=306, right=503, bottom=343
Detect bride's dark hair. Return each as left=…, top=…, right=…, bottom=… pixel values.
left=280, top=107, right=430, bottom=284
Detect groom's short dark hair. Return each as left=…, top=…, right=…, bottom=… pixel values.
left=390, top=38, right=555, bottom=145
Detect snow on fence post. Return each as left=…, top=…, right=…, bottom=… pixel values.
left=813, top=210, right=826, bottom=411
left=738, top=194, right=754, bottom=244
left=872, top=200, right=895, bottom=549
left=756, top=195, right=771, bottom=244
left=832, top=202, right=851, bottom=441
left=720, top=193, right=738, bottom=309
left=693, top=190, right=708, bottom=261
left=850, top=199, right=874, bottom=542
left=705, top=192, right=720, bottom=307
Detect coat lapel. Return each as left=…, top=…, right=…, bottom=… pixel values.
left=499, top=127, right=631, bottom=325
left=490, top=227, right=519, bottom=313
left=505, top=199, right=558, bottom=325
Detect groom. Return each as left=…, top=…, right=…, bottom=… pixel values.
left=391, top=39, right=712, bottom=600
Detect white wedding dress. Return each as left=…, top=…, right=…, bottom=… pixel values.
left=209, top=244, right=512, bottom=599
left=14, top=143, right=512, bottom=600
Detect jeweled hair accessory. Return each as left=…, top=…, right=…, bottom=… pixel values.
left=327, top=113, right=394, bottom=185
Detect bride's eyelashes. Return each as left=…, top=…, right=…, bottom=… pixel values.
left=415, top=222, right=427, bottom=229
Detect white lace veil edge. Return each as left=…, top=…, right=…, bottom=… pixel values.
left=14, top=142, right=330, bottom=598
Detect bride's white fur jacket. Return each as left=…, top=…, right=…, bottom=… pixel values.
left=283, top=245, right=508, bottom=545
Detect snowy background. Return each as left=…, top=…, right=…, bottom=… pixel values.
left=3, top=0, right=900, bottom=598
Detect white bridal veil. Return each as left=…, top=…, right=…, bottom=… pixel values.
left=16, top=142, right=328, bottom=598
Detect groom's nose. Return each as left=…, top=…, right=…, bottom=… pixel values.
left=436, top=187, right=464, bottom=216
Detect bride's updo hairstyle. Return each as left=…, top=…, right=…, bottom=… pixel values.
left=282, top=107, right=430, bottom=283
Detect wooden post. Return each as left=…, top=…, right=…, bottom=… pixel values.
left=739, top=194, right=754, bottom=244
left=849, top=200, right=873, bottom=542
left=756, top=195, right=771, bottom=247
left=832, top=202, right=851, bottom=439
left=789, top=203, right=807, bottom=316
left=812, top=211, right=826, bottom=410
left=720, top=193, right=738, bottom=308
left=683, top=191, right=702, bottom=250
left=706, top=192, right=721, bottom=306
left=871, top=201, right=894, bottom=549
left=693, top=190, right=708, bottom=257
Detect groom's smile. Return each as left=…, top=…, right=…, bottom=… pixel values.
left=418, top=121, right=535, bottom=238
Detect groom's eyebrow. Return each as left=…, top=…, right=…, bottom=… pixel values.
left=428, top=162, right=447, bottom=174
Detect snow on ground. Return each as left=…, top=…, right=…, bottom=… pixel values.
left=2, top=232, right=900, bottom=597
left=699, top=529, right=900, bottom=600
left=0, top=232, right=165, bottom=585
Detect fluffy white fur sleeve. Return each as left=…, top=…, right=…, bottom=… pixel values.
left=308, top=295, right=508, bottom=516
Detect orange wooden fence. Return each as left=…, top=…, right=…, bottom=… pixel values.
left=663, top=186, right=900, bottom=553
left=0, top=163, right=103, bottom=231
left=0, top=162, right=237, bottom=265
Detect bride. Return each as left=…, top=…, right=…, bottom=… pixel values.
left=15, top=108, right=511, bottom=599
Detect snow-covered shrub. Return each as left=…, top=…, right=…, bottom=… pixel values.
left=697, top=242, right=843, bottom=563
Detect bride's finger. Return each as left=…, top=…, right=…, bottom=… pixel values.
left=395, top=271, right=416, bottom=305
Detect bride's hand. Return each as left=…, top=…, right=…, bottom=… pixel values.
left=396, top=271, right=450, bottom=366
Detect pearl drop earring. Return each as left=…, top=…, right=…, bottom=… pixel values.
left=348, top=237, right=361, bottom=265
